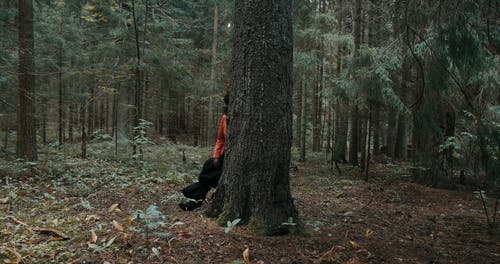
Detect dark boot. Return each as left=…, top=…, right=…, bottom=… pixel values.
left=178, top=200, right=202, bottom=211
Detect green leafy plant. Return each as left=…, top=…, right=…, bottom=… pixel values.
left=132, top=119, right=154, bottom=147
left=132, top=205, right=170, bottom=239
left=224, top=218, right=241, bottom=234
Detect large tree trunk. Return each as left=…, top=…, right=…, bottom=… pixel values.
left=208, top=0, right=300, bottom=236
left=17, top=0, right=37, bottom=161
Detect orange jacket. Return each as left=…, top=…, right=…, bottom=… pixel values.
left=213, top=114, right=228, bottom=159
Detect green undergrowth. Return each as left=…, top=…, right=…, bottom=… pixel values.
left=0, top=141, right=212, bottom=263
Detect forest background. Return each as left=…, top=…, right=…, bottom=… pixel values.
left=0, top=0, right=499, bottom=263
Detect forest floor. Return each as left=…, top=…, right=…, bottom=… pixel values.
left=0, top=141, right=499, bottom=264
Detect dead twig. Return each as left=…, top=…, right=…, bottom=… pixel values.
left=6, top=247, right=22, bottom=264
left=361, top=190, right=375, bottom=209
left=7, top=216, right=70, bottom=240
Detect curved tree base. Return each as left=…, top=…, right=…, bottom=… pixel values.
left=206, top=181, right=304, bottom=236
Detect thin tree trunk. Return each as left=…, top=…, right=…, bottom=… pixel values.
left=349, top=105, right=360, bottom=166
left=300, top=79, right=307, bottom=162
left=87, top=87, right=94, bottom=135
left=372, top=105, right=380, bottom=155
left=117, top=83, right=128, bottom=140
left=349, top=0, right=362, bottom=166
left=332, top=0, right=347, bottom=162
left=105, top=97, right=109, bottom=134
left=58, top=47, right=64, bottom=147
left=17, top=0, right=37, bottom=161
left=394, top=112, right=408, bottom=159
left=81, top=105, right=86, bottom=159
left=326, top=88, right=332, bottom=154
left=312, top=63, right=322, bottom=152
left=360, top=116, right=367, bottom=169
left=394, top=40, right=410, bottom=159
left=294, top=71, right=303, bottom=149
left=41, top=96, right=47, bottom=145
left=386, top=110, right=397, bottom=156
left=207, top=4, right=219, bottom=146
left=364, top=105, right=372, bottom=181
left=68, top=104, right=74, bottom=141
left=2, top=115, right=8, bottom=150
left=113, top=88, right=118, bottom=155
left=100, top=100, right=105, bottom=130
left=132, top=0, right=142, bottom=157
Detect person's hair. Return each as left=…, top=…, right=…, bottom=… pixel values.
left=223, top=92, right=229, bottom=115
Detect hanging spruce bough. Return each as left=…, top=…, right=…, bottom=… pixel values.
left=132, top=119, right=154, bottom=159
left=207, top=0, right=302, bottom=236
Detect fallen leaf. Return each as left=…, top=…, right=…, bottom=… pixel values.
left=349, top=240, right=360, bottom=249
left=169, top=221, right=185, bottom=228
left=319, top=245, right=344, bottom=262
left=87, top=243, right=99, bottom=250
left=0, top=197, right=9, bottom=204
left=243, top=248, right=250, bottom=264
left=85, top=214, right=100, bottom=222
left=365, top=228, right=374, bottom=238
left=108, top=203, right=120, bottom=213
left=90, top=230, right=97, bottom=243
left=104, top=236, right=117, bottom=248
left=112, top=220, right=125, bottom=231
left=122, top=232, right=133, bottom=244
left=35, top=227, right=70, bottom=240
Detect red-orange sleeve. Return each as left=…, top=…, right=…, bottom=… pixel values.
left=213, top=115, right=227, bottom=158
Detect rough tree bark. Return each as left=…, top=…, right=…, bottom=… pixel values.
left=332, top=0, right=347, bottom=163
left=207, top=0, right=301, bottom=236
left=17, top=0, right=37, bottom=161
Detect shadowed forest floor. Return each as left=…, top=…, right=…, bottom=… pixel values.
left=0, top=142, right=499, bottom=263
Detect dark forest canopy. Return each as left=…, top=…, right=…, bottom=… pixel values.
left=0, top=0, right=499, bottom=220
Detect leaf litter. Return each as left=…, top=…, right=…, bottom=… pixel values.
left=0, top=143, right=498, bottom=263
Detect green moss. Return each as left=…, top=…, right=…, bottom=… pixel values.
left=216, top=211, right=229, bottom=226
left=248, top=215, right=307, bottom=236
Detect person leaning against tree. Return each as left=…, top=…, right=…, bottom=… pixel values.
left=178, top=93, right=228, bottom=211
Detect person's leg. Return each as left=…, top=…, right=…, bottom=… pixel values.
left=178, top=199, right=202, bottom=211
left=179, top=183, right=210, bottom=211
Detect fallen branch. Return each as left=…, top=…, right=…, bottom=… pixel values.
left=36, top=228, right=70, bottom=240
left=7, top=216, right=70, bottom=240
left=6, top=247, right=22, bottom=264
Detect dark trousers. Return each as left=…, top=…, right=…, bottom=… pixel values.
left=181, top=157, right=223, bottom=206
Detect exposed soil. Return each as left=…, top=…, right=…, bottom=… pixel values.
left=1, top=156, right=499, bottom=264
